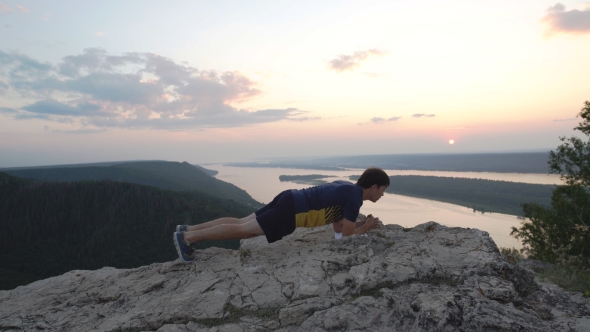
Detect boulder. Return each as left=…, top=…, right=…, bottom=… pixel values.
left=1, top=222, right=588, bottom=331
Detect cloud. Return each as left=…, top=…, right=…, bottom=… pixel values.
left=0, top=2, right=11, bottom=13
left=286, top=116, right=322, bottom=122
left=0, top=48, right=309, bottom=130
left=0, top=79, right=7, bottom=95
left=21, top=99, right=104, bottom=116
left=0, top=50, right=53, bottom=83
left=543, top=3, right=590, bottom=35
left=371, top=116, right=401, bottom=124
left=328, top=49, right=386, bottom=72
left=95, top=32, right=104, bottom=37
left=0, top=107, right=17, bottom=113
left=363, top=72, right=386, bottom=78
left=412, top=113, right=435, bottom=118
left=51, top=128, right=108, bottom=134
left=0, top=3, right=30, bottom=13
left=553, top=117, right=577, bottom=122
left=14, top=113, right=54, bottom=121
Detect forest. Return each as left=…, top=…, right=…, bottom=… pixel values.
left=0, top=172, right=255, bottom=290
left=2, top=161, right=259, bottom=208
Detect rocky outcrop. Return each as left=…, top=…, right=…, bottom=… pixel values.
left=1, top=222, right=588, bottom=331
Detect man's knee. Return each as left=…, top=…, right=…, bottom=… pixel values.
left=241, top=218, right=264, bottom=238
left=239, top=213, right=256, bottom=224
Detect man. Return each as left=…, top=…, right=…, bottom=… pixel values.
left=173, top=167, right=389, bottom=262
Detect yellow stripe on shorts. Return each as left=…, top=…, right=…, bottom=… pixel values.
left=295, top=210, right=326, bottom=228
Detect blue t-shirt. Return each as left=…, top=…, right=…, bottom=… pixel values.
left=290, top=180, right=363, bottom=227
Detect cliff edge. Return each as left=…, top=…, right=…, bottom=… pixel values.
left=1, top=222, right=588, bottom=331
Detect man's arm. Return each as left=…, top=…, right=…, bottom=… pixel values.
left=332, top=220, right=343, bottom=233
left=341, top=215, right=380, bottom=236
left=332, top=220, right=343, bottom=239
left=333, top=219, right=365, bottom=232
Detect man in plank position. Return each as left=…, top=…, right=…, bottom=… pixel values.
left=173, top=167, right=389, bottom=262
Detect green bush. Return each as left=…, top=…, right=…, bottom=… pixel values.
left=512, top=101, right=590, bottom=269
left=500, top=247, right=522, bottom=265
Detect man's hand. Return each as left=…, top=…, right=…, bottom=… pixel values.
left=365, top=214, right=381, bottom=230
left=342, top=214, right=381, bottom=236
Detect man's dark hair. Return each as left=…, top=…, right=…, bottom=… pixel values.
left=356, top=167, right=390, bottom=189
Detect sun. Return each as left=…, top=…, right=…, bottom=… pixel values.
left=449, top=139, right=455, bottom=145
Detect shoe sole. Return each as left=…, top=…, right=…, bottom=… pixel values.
left=173, top=232, right=194, bottom=263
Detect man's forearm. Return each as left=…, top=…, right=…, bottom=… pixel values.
left=354, top=222, right=371, bottom=234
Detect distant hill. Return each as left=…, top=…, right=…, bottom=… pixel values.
left=224, top=162, right=346, bottom=171
left=228, top=152, right=551, bottom=173
left=2, top=161, right=258, bottom=208
left=0, top=172, right=256, bottom=290
left=0, top=160, right=165, bottom=170
left=322, top=153, right=551, bottom=173
left=0, top=171, right=33, bottom=190
left=192, top=164, right=218, bottom=176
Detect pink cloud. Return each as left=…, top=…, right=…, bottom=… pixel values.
left=0, top=48, right=305, bottom=130
left=17, top=5, right=30, bottom=13
left=328, top=49, right=386, bottom=72
left=371, top=116, right=401, bottom=124
left=0, top=2, right=12, bottom=13
left=542, top=3, right=590, bottom=35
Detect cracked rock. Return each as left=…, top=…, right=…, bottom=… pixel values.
left=1, top=221, right=588, bottom=331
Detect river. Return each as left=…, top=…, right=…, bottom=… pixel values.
left=205, top=164, right=562, bottom=249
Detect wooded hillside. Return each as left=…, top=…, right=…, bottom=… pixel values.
left=347, top=174, right=555, bottom=215
left=385, top=175, right=554, bottom=215
left=2, top=161, right=260, bottom=208
left=0, top=172, right=255, bottom=290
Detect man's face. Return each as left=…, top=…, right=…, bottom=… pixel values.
left=369, top=185, right=388, bottom=202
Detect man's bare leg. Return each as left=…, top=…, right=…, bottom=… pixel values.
left=184, top=218, right=263, bottom=243
left=186, top=213, right=256, bottom=232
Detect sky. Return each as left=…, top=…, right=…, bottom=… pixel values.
left=1, top=0, right=589, bottom=167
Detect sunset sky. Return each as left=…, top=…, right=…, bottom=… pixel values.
left=1, top=0, right=589, bottom=167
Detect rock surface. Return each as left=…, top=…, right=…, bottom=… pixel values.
left=1, top=222, right=589, bottom=331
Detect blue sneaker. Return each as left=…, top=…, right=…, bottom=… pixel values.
left=176, top=225, right=188, bottom=232
left=173, top=232, right=195, bottom=262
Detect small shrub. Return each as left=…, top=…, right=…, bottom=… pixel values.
left=500, top=247, right=522, bottom=265
left=537, top=247, right=590, bottom=296
left=537, top=266, right=590, bottom=296
left=239, top=248, right=251, bottom=258
left=374, top=232, right=386, bottom=238
left=424, top=224, right=436, bottom=232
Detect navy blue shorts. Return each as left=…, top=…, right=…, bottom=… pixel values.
left=255, top=190, right=296, bottom=243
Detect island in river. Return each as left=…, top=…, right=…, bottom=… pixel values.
left=278, top=174, right=336, bottom=185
